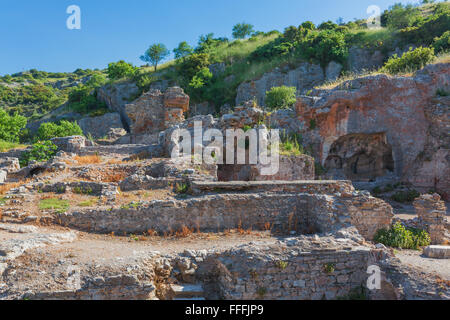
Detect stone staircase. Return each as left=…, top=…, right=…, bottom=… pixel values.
left=170, top=283, right=205, bottom=300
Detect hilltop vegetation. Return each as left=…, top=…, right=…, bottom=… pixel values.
left=0, top=1, right=448, bottom=150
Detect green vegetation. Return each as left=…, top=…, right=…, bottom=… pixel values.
left=433, top=30, right=450, bottom=53
left=232, top=22, right=255, bottom=39
left=265, top=86, right=297, bottom=110
left=107, top=61, right=138, bottom=80
left=19, top=140, right=58, bottom=167
left=140, top=43, right=170, bottom=71
left=0, top=109, right=27, bottom=143
left=175, top=182, right=189, bottom=194
left=36, top=120, right=83, bottom=141
left=337, top=286, right=368, bottom=300
left=0, top=140, right=25, bottom=152
left=78, top=198, right=99, bottom=207
left=323, top=263, right=335, bottom=274
left=383, top=47, right=436, bottom=74
left=390, top=189, right=420, bottom=203
left=374, top=222, right=431, bottom=250
left=39, top=198, right=70, bottom=212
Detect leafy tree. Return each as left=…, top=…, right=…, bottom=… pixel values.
left=173, top=41, right=194, bottom=60
left=85, top=73, right=107, bottom=88
left=37, top=120, right=83, bottom=141
left=300, top=21, right=316, bottom=31
left=384, top=3, right=421, bottom=29
left=301, top=30, right=348, bottom=68
left=318, top=20, right=339, bottom=30
left=107, top=61, right=137, bottom=80
left=0, top=109, right=27, bottom=143
left=265, top=86, right=297, bottom=110
left=383, top=47, right=435, bottom=74
left=140, top=43, right=170, bottom=71
left=232, top=22, right=255, bottom=39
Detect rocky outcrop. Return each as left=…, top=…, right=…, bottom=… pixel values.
left=235, top=62, right=326, bottom=107
left=97, top=81, right=139, bottom=129
left=78, top=112, right=124, bottom=139
left=51, top=136, right=86, bottom=153
left=294, top=63, right=450, bottom=198
left=348, top=46, right=385, bottom=73
left=125, top=87, right=189, bottom=136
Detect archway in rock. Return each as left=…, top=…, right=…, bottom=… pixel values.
left=324, top=133, right=394, bottom=181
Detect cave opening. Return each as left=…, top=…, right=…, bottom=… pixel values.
left=324, top=133, right=394, bottom=181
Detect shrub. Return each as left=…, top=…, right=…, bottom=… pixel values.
left=37, top=120, right=83, bottom=141
left=177, top=53, right=211, bottom=80
left=189, top=67, right=213, bottom=89
left=300, top=30, right=349, bottom=68
left=265, top=86, right=297, bottom=110
left=0, top=140, right=25, bottom=152
left=106, top=60, right=138, bottom=80
left=20, top=140, right=58, bottom=167
left=0, top=109, right=27, bottom=143
left=390, top=190, right=420, bottom=203
left=374, top=222, right=431, bottom=250
left=433, top=31, right=450, bottom=53
left=382, top=47, right=435, bottom=74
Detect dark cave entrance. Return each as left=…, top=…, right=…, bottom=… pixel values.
left=324, top=133, right=394, bottom=181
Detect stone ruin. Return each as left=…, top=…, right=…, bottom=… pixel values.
left=1, top=67, right=449, bottom=300
left=414, top=194, right=446, bottom=245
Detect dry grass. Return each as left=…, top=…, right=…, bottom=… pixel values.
left=74, top=155, right=102, bottom=164
left=102, top=171, right=127, bottom=183
left=105, top=159, right=128, bottom=165
left=433, top=52, right=450, bottom=64
left=0, top=181, right=27, bottom=195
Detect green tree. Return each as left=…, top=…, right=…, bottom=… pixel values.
left=385, top=3, right=421, bottom=29
left=265, top=86, right=297, bottom=110
left=232, top=22, right=255, bottom=39
left=173, top=41, right=194, bottom=60
left=433, top=30, right=450, bottom=53
left=0, top=109, right=27, bottom=143
left=107, top=61, right=137, bottom=80
left=140, top=43, right=170, bottom=71
left=189, top=67, right=213, bottom=89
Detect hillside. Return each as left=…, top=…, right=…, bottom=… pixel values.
left=0, top=1, right=449, bottom=146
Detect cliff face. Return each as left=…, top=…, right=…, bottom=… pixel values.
left=293, top=63, right=449, bottom=199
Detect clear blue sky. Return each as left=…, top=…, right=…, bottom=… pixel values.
left=0, top=0, right=422, bottom=75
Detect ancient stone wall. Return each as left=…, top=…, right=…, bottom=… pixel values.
left=211, top=241, right=371, bottom=300
left=414, top=194, right=446, bottom=245
left=55, top=181, right=393, bottom=240
left=125, top=87, right=189, bottom=136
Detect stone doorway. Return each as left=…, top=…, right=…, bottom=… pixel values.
left=324, top=133, right=394, bottom=181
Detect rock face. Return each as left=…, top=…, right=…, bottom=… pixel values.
left=125, top=87, right=189, bottom=136
left=294, top=63, right=450, bottom=198
left=235, top=62, right=326, bottom=107
left=414, top=194, right=446, bottom=245
left=97, top=81, right=139, bottom=129
left=348, top=46, right=385, bottom=73
left=78, top=112, right=124, bottom=139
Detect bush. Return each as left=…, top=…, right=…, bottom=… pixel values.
left=383, top=4, right=421, bottom=30
left=189, top=67, right=213, bottom=89
left=433, top=31, right=450, bottom=53
left=37, top=120, right=83, bottom=141
left=19, top=140, right=58, bottom=167
left=374, top=222, right=431, bottom=250
left=0, top=109, right=27, bottom=143
left=300, top=30, right=348, bottom=68
left=390, top=190, right=420, bottom=203
left=106, top=60, right=138, bottom=80
left=382, top=47, right=435, bottom=74
left=265, top=86, right=297, bottom=110
left=177, top=53, right=211, bottom=80
left=68, top=85, right=106, bottom=114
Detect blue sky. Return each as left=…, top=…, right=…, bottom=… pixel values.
left=0, top=0, right=422, bottom=75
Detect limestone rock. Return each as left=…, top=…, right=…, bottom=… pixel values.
left=78, top=112, right=124, bottom=139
